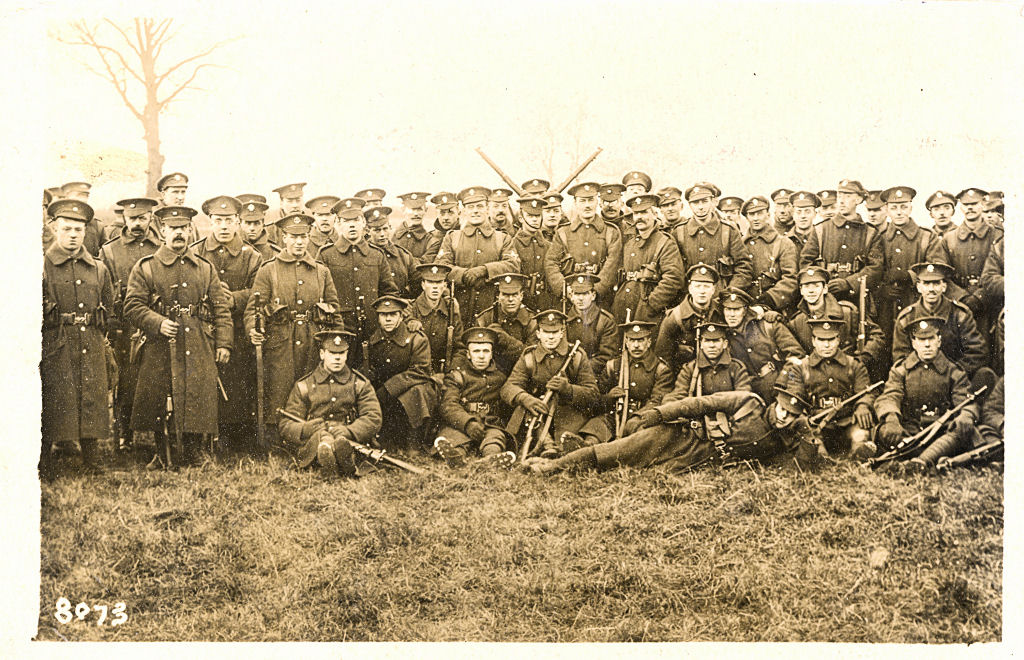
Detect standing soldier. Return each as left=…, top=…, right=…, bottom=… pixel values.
left=740, top=195, right=799, bottom=313
left=540, top=192, right=567, bottom=240
left=193, top=196, right=264, bottom=454
left=433, top=327, right=515, bottom=467
left=488, top=188, right=517, bottom=233
left=655, top=264, right=723, bottom=375
left=980, top=234, right=1004, bottom=320
left=366, top=206, right=418, bottom=297
left=599, top=183, right=631, bottom=237
left=41, top=199, right=115, bottom=477
left=623, top=170, right=653, bottom=198
left=245, top=213, right=340, bottom=451
left=99, top=197, right=162, bottom=452
left=657, top=186, right=685, bottom=229
left=511, top=197, right=555, bottom=311
left=278, top=329, right=383, bottom=478
left=405, top=263, right=463, bottom=374
left=238, top=200, right=279, bottom=261
left=817, top=190, right=838, bottom=224
left=672, top=183, right=752, bottom=293
left=102, top=205, right=125, bottom=244
left=305, top=195, right=341, bottom=253
left=123, top=205, right=233, bottom=467
left=422, top=191, right=460, bottom=263
left=354, top=188, right=386, bottom=209
left=717, top=196, right=745, bottom=234
left=720, top=288, right=803, bottom=403
left=521, top=178, right=550, bottom=196
left=611, top=193, right=684, bottom=325
left=564, top=273, right=618, bottom=378
left=392, top=192, right=432, bottom=258
left=771, top=188, right=795, bottom=235
left=864, top=190, right=889, bottom=230
left=925, top=190, right=958, bottom=234
left=544, top=182, right=623, bottom=309
left=365, top=295, right=437, bottom=452
left=786, top=191, right=820, bottom=253
left=874, top=186, right=942, bottom=347
left=58, top=182, right=104, bottom=257
left=153, top=173, right=199, bottom=244
left=474, top=273, right=537, bottom=374
left=266, top=182, right=307, bottom=245
left=982, top=193, right=1004, bottom=230
left=799, top=179, right=884, bottom=304
left=436, top=186, right=521, bottom=321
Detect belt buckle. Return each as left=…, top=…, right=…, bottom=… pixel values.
left=689, top=420, right=702, bottom=430
left=74, top=314, right=88, bottom=325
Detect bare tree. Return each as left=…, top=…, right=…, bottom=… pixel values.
left=57, top=19, right=235, bottom=195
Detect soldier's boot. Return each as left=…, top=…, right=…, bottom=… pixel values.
left=559, top=432, right=586, bottom=454
left=539, top=433, right=560, bottom=459
left=181, top=434, right=204, bottom=467
left=476, top=451, right=517, bottom=471
left=317, top=436, right=356, bottom=478
left=148, top=431, right=177, bottom=471
left=847, top=428, right=877, bottom=462
left=915, top=432, right=964, bottom=471
left=434, top=437, right=468, bottom=468
left=79, top=438, right=105, bottom=475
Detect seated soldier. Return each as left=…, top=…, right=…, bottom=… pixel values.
left=655, top=264, right=722, bottom=376
left=563, top=320, right=674, bottom=449
left=719, top=288, right=803, bottom=403
left=779, top=266, right=885, bottom=380
left=474, top=273, right=537, bottom=374
left=500, top=309, right=600, bottom=459
left=405, top=262, right=463, bottom=373
left=776, top=318, right=878, bottom=460
left=433, top=327, right=516, bottom=469
left=564, top=273, right=618, bottom=378
left=365, top=295, right=438, bottom=452
left=874, top=317, right=981, bottom=474
left=675, top=321, right=753, bottom=398
left=278, top=329, right=382, bottom=477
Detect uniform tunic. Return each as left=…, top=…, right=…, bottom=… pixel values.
left=307, top=226, right=338, bottom=253
left=316, top=237, right=398, bottom=343
left=436, top=222, right=520, bottom=321
left=42, top=245, right=114, bottom=442
left=654, top=297, right=721, bottom=375
left=892, top=295, right=987, bottom=377
left=980, top=235, right=1004, bottom=311
left=422, top=221, right=453, bottom=263
left=724, top=312, right=803, bottom=403
left=192, top=234, right=264, bottom=428
left=372, top=240, right=418, bottom=297
left=778, top=350, right=875, bottom=427
left=938, top=221, right=1002, bottom=340
left=674, top=352, right=752, bottom=398
left=473, top=304, right=537, bottom=375
left=742, top=225, right=799, bottom=310
left=407, top=292, right=464, bottom=373
left=511, top=227, right=555, bottom=311
left=438, top=360, right=509, bottom=450
left=246, top=229, right=280, bottom=262
left=392, top=221, right=432, bottom=259
left=874, top=351, right=975, bottom=436
left=799, top=213, right=884, bottom=298
left=579, top=350, right=674, bottom=444
left=544, top=216, right=623, bottom=301
left=565, top=305, right=619, bottom=378
left=612, top=229, right=684, bottom=324
left=875, top=220, right=942, bottom=339
left=279, top=364, right=382, bottom=468
left=785, top=293, right=886, bottom=366
left=366, top=322, right=437, bottom=434
left=123, top=246, right=233, bottom=434
left=243, top=251, right=340, bottom=425
left=671, top=213, right=753, bottom=292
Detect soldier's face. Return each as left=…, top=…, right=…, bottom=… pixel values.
left=489, top=200, right=510, bottom=222
left=800, top=281, right=825, bottom=305
left=281, top=195, right=303, bottom=215
left=367, top=225, right=390, bottom=245
left=633, top=207, right=655, bottom=233
left=542, top=207, right=562, bottom=228
left=570, top=289, right=597, bottom=312
left=746, top=208, right=769, bottom=232
left=364, top=200, right=382, bottom=209
left=437, top=206, right=459, bottom=229
left=422, top=279, right=445, bottom=302
left=126, top=212, right=152, bottom=237
left=625, top=336, right=651, bottom=358
left=689, top=195, right=713, bottom=219
left=960, top=200, right=982, bottom=221
left=720, top=208, right=740, bottom=226
left=916, top=278, right=946, bottom=305
left=320, top=347, right=348, bottom=373
left=887, top=201, right=911, bottom=226
left=793, top=205, right=817, bottom=230
left=600, top=198, right=621, bottom=217
left=378, top=310, right=402, bottom=332
left=467, top=342, right=493, bottom=370
left=688, top=280, right=715, bottom=306
left=911, top=333, right=941, bottom=361
left=498, top=290, right=523, bottom=314
left=537, top=327, right=564, bottom=350
left=406, top=206, right=426, bottom=222
left=574, top=195, right=598, bottom=219
left=240, top=218, right=263, bottom=241
left=313, top=212, right=335, bottom=233
left=336, top=217, right=365, bottom=242
left=520, top=211, right=542, bottom=231
left=626, top=184, right=646, bottom=197
left=54, top=217, right=86, bottom=252
left=929, top=203, right=955, bottom=227
left=722, top=306, right=745, bottom=327
left=660, top=199, right=681, bottom=222
left=282, top=232, right=308, bottom=257
left=161, top=223, right=189, bottom=250
left=162, top=186, right=187, bottom=206
left=774, top=201, right=792, bottom=221
left=866, top=208, right=887, bottom=226
left=837, top=192, right=861, bottom=215
left=820, top=203, right=837, bottom=220
left=463, top=200, right=488, bottom=225
left=210, top=213, right=239, bottom=243
left=983, top=211, right=1003, bottom=229
left=700, top=336, right=727, bottom=360
left=811, top=334, right=840, bottom=358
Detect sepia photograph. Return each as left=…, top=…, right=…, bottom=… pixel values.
left=5, top=0, right=1021, bottom=653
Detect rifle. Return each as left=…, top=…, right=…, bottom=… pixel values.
left=519, top=340, right=582, bottom=461
left=857, top=276, right=867, bottom=353
left=442, top=280, right=455, bottom=373
left=808, top=381, right=884, bottom=428
left=868, top=385, right=988, bottom=468
left=276, top=408, right=426, bottom=475
left=561, top=281, right=568, bottom=315
left=475, top=148, right=525, bottom=196
left=166, top=287, right=185, bottom=465
left=614, top=310, right=632, bottom=437
left=554, top=148, right=604, bottom=193
left=356, top=295, right=369, bottom=366
left=253, top=291, right=266, bottom=454
left=936, top=438, right=1003, bottom=472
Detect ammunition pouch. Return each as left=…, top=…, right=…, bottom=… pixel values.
left=573, top=262, right=599, bottom=275
left=717, top=256, right=734, bottom=278
left=312, top=302, right=340, bottom=327
left=466, top=401, right=491, bottom=415
left=831, top=262, right=853, bottom=275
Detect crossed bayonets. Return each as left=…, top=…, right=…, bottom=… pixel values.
left=475, top=147, right=603, bottom=197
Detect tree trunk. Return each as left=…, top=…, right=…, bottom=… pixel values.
left=143, top=106, right=164, bottom=197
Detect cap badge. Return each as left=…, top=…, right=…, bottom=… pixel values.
left=823, top=322, right=832, bottom=330
left=72, top=206, right=79, bottom=212
left=577, top=276, right=585, bottom=283
left=547, top=313, right=555, bottom=322
left=790, top=397, right=798, bottom=405
left=220, top=203, right=227, bottom=209
left=699, top=267, right=707, bottom=275
left=799, top=194, right=805, bottom=200
left=248, top=204, right=255, bottom=211
left=469, top=189, right=475, bottom=195
left=289, top=185, right=296, bottom=192
left=174, top=175, right=182, bottom=181
left=532, top=180, right=538, bottom=186
left=293, top=218, right=300, bottom=224
left=171, top=210, right=178, bottom=216
left=442, top=196, right=448, bottom=202
left=411, top=193, right=417, bottom=199
left=632, top=325, right=640, bottom=333
left=430, top=266, right=438, bottom=274
left=333, top=336, right=342, bottom=345
left=919, top=321, right=928, bottom=330
left=129, top=203, right=136, bottom=209
left=345, top=201, right=352, bottom=207
left=896, top=190, right=903, bottom=198
left=729, top=294, right=737, bottom=301
left=373, top=210, right=380, bottom=217
left=503, top=276, right=512, bottom=283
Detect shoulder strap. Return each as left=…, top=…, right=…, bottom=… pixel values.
left=295, top=379, right=309, bottom=400
left=919, top=228, right=932, bottom=256
left=770, top=235, right=783, bottom=265
left=556, top=227, right=569, bottom=247
left=270, top=261, right=281, bottom=303
left=523, top=349, right=536, bottom=373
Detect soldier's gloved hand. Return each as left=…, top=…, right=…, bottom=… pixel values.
left=854, top=403, right=874, bottom=430
left=464, top=267, right=487, bottom=287
left=465, top=420, right=486, bottom=442
left=215, top=348, right=231, bottom=364
left=953, top=410, right=976, bottom=436
left=546, top=374, right=570, bottom=395
left=761, top=309, right=782, bottom=323
left=963, top=294, right=985, bottom=316
left=827, top=279, right=850, bottom=297
left=249, top=329, right=265, bottom=346
left=300, top=417, right=325, bottom=439
left=638, top=408, right=662, bottom=429
left=521, top=395, right=548, bottom=416
left=879, top=415, right=903, bottom=447
left=160, top=319, right=180, bottom=337
left=621, top=416, right=643, bottom=435
left=406, top=318, right=424, bottom=333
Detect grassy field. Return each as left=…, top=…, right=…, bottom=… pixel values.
left=36, top=448, right=1002, bottom=643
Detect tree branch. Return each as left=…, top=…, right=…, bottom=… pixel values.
left=67, top=22, right=144, bottom=85
left=150, top=19, right=174, bottom=59
left=104, top=18, right=142, bottom=58
left=155, top=37, right=235, bottom=87
left=63, top=22, right=143, bottom=118
left=158, top=62, right=224, bottom=107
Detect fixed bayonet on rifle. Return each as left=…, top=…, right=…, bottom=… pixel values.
left=442, top=280, right=455, bottom=373
left=808, top=380, right=884, bottom=429
left=276, top=408, right=426, bottom=475
left=614, top=310, right=632, bottom=438
left=857, top=276, right=867, bottom=353
left=166, top=286, right=185, bottom=465
left=474, top=148, right=525, bottom=196
left=868, top=385, right=988, bottom=468
left=554, top=147, right=603, bottom=193
left=936, top=438, right=1003, bottom=472
left=519, top=340, right=582, bottom=461
left=253, top=291, right=266, bottom=454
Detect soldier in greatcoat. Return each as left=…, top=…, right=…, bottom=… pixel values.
left=405, top=263, right=464, bottom=374
left=366, top=206, right=418, bottom=297
left=392, top=192, right=432, bottom=259
left=473, top=273, right=537, bottom=375
left=422, top=191, right=460, bottom=263
left=671, top=183, right=752, bottom=295
left=739, top=196, right=798, bottom=313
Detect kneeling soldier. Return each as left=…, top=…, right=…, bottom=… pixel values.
left=565, top=273, right=619, bottom=377
left=434, top=327, right=516, bottom=468
left=474, top=273, right=537, bottom=374
left=873, top=316, right=979, bottom=473
left=278, top=329, right=382, bottom=477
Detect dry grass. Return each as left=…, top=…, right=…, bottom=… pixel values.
left=36, top=449, right=1002, bottom=642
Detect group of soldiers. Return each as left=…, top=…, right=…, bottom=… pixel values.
left=41, top=169, right=1005, bottom=480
